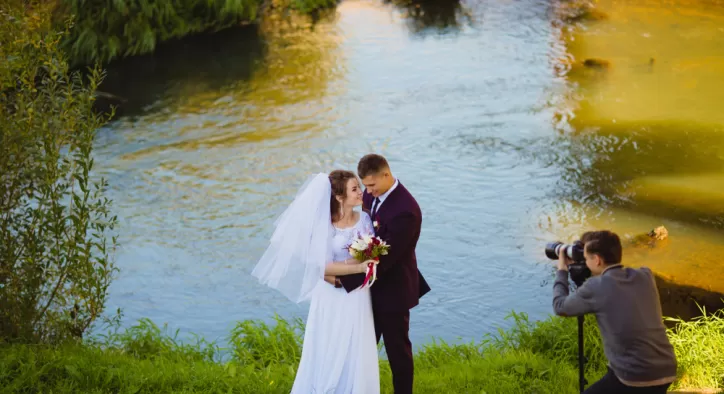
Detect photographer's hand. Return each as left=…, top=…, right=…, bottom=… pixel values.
left=557, top=252, right=571, bottom=272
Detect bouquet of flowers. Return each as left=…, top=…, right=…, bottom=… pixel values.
left=347, top=233, right=390, bottom=288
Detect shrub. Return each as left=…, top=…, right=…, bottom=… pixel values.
left=0, top=0, right=117, bottom=344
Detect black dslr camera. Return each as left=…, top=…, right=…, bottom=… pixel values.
left=545, top=240, right=590, bottom=287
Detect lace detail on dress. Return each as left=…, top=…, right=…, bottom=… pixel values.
left=359, top=211, right=374, bottom=237
left=330, top=212, right=375, bottom=262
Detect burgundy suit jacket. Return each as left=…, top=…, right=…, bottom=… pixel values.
left=340, top=182, right=431, bottom=312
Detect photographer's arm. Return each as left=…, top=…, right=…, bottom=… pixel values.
left=552, top=270, right=597, bottom=317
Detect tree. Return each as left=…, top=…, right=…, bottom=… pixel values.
left=0, top=0, right=118, bottom=343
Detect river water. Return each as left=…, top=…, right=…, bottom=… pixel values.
left=94, top=0, right=724, bottom=348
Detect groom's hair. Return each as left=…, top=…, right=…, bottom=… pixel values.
left=358, top=154, right=390, bottom=178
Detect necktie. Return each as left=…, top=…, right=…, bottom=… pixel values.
left=371, top=197, right=380, bottom=217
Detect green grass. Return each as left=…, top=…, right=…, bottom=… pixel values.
left=1, top=311, right=723, bottom=393
left=667, top=309, right=724, bottom=391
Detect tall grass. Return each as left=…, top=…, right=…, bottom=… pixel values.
left=1, top=311, right=722, bottom=393
left=667, top=307, right=724, bottom=391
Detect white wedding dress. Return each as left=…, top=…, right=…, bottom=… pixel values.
left=291, top=211, right=380, bottom=394
left=252, top=174, right=380, bottom=394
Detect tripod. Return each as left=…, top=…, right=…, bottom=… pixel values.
left=577, top=314, right=587, bottom=393
left=570, top=268, right=589, bottom=394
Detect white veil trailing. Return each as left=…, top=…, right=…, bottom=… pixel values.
left=252, top=173, right=333, bottom=304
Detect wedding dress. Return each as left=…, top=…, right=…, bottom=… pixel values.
left=252, top=173, right=380, bottom=394
left=291, top=211, right=379, bottom=394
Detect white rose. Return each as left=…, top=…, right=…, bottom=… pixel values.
left=352, top=239, right=366, bottom=250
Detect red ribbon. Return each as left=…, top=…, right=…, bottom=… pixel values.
left=360, top=258, right=379, bottom=289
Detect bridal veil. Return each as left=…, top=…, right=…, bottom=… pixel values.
left=251, top=173, right=333, bottom=303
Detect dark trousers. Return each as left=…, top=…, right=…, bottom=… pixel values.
left=374, top=309, right=413, bottom=394
left=585, top=368, right=672, bottom=394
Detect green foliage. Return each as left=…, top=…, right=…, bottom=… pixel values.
left=485, top=311, right=607, bottom=379
left=228, top=314, right=303, bottom=367
left=666, top=307, right=724, bottom=390
left=95, top=318, right=221, bottom=363
left=0, top=1, right=117, bottom=344
left=50, top=0, right=346, bottom=66
left=288, top=0, right=339, bottom=14
left=2, top=311, right=722, bottom=393
left=55, top=0, right=263, bottom=66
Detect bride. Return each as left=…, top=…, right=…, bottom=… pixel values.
left=252, top=170, right=380, bottom=393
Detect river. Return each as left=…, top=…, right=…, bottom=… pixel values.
left=93, top=0, right=724, bottom=348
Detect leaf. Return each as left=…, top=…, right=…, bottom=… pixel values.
left=64, top=364, right=81, bottom=379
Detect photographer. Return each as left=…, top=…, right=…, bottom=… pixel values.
left=553, top=230, right=677, bottom=394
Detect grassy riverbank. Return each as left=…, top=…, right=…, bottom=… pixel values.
left=2, top=311, right=722, bottom=393
left=52, top=0, right=337, bottom=66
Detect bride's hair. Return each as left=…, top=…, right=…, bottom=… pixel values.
left=329, top=170, right=357, bottom=223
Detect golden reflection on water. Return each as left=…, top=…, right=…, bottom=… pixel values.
left=550, top=0, right=724, bottom=293
left=114, top=10, right=344, bottom=162
left=562, top=0, right=724, bottom=124
left=542, top=204, right=724, bottom=294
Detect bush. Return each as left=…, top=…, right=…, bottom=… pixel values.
left=50, top=0, right=345, bottom=67
left=53, top=0, right=263, bottom=66
left=0, top=0, right=117, bottom=344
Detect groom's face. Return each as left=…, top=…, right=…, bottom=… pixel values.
left=361, top=172, right=390, bottom=197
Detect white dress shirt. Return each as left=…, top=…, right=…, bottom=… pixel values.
left=372, top=178, right=399, bottom=214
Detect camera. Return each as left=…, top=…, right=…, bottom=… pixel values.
left=545, top=240, right=590, bottom=286
left=545, top=241, right=584, bottom=262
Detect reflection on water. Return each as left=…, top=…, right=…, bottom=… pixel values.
left=93, top=0, right=724, bottom=348
left=534, top=121, right=724, bottom=227
left=562, top=0, right=724, bottom=125
left=98, top=26, right=266, bottom=118
left=383, top=0, right=474, bottom=34
left=540, top=0, right=724, bottom=297
left=96, top=0, right=565, bottom=346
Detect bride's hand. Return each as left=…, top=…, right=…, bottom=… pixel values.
left=357, top=263, right=368, bottom=273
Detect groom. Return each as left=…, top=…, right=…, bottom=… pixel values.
left=337, top=154, right=431, bottom=394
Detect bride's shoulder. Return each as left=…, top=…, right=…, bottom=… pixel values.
left=358, top=211, right=373, bottom=227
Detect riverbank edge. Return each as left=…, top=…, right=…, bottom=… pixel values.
left=1, top=310, right=722, bottom=393
left=51, top=0, right=337, bottom=67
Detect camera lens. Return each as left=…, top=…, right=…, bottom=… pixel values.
left=545, top=241, right=585, bottom=262
left=545, top=241, right=563, bottom=260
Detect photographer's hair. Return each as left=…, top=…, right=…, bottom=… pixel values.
left=581, top=230, right=622, bottom=265
left=329, top=170, right=357, bottom=223
left=357, top=154, right=390, bottom=179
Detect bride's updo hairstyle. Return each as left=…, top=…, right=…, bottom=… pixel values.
left=329, top=170, right=357, bottom=223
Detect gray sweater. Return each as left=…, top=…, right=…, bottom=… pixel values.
left=553, top=265, right=677, bottom=383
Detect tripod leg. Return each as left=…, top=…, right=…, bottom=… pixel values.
left=577, top=315, right=588, bottom=393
